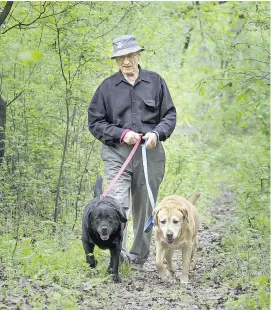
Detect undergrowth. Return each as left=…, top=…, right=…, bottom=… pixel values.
left=0, top=133, right=269, bottom=309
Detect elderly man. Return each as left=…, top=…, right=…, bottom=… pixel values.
left=88, top=34, right=176, bottom=269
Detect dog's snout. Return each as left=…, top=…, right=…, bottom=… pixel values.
left=166, top=232, right=173, bottom=238
left=101, top=226, right=108, bottom=234
left=166, top=231, right=174, bottom=244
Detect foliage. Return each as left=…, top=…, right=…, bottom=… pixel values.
left=0, top=1, right=269, bottom=309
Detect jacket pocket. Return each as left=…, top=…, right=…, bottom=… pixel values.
left=141, top=99, right=159, bottom=124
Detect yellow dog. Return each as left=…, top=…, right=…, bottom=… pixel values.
left=153, top=193, right=200, bottom=283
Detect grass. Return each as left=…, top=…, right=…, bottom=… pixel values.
left=0, top=220, right=133, bottom=309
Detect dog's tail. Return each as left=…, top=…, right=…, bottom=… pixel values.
left=94, top=176, right=103, bottom=198
left=188, top=192, right=201, bottom=205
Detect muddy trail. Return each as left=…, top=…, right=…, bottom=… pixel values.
left=78, top=190, right=236, bottom=310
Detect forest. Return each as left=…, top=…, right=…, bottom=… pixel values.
left=0, top=1, right=270, bottom=309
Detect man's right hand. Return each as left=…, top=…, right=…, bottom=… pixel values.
left=123, top=131, right=142, bottom=145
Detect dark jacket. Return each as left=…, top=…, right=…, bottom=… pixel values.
left=88, top=67, right=176, bottom=146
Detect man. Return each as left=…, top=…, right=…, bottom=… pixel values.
left=88, top=34, right=176, bottom=269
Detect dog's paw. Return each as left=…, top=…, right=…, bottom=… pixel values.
left=112, top=273, right=122, bottom=283
left=106, top=265, right=113, bottom=274
left=159, top=269, right=172, bottom=281
left=86, top=254, right=97, bottom=268
left=90, top=261, right=98, bottom=268
left=169, top=269, right=175, bottom=276
left=180, top=274, right=189, bottom=284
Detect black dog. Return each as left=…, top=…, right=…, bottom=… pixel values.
left=82, top=176, right=127, bottom=282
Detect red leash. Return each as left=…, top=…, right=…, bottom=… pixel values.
left=100, top=137, right=142, bottom=199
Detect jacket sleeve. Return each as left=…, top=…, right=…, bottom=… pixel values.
left=153, top=77, right=177, bottom=141
left=88, top=84, right=125, bottom=145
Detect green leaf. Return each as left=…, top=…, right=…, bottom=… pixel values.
left=18, top=50, right=42, bottom=64
left=199, top=86, right=206, bottom=96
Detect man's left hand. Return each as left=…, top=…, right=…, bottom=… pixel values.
left=142, top=132, right=157, bottom=149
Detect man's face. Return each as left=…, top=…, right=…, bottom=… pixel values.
left=116, top=52, right=139, bottom=76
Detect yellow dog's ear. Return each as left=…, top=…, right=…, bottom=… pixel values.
left=152, top=204, right=163, bottom=226
left=179, top=207, right=189, bottom=223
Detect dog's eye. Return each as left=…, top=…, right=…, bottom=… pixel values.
left=160, top=220, right=166, bottom=224
left=173, top=220, right=179, bottom=224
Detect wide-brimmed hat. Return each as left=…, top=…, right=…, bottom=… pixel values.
left=111, top=34, right=144, bottom=59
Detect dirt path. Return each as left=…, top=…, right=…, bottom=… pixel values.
left=78, top=190, right=235, bottom=310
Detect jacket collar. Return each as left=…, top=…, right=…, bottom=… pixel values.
left=114, top=66, right=150, bottom=86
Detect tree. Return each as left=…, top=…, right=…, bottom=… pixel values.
left=0, top=1, right=13, bottom=165
left=0, top=1, right=13, bottom=27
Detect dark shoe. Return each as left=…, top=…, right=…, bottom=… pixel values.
left=128, top=253, right=145, bottom=265
left=131, top=263, right=144, bottom=272
left=128, top=253, right=139, bottom=263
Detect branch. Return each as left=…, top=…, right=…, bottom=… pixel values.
left=56, top=27, right=67, bottom=85
left=1, top=2, right=82, bottom=34
left=92, top=5, right=134, bottom=40
left=231, top=58, right=269, bottom=65
left=0, top=1, right=13, bottom=27
left=6, top=91, right=23, bottom=107
left=232, top=42, right=270, bottom=55
left=180, top=27, right=193, bottom=69
left=1, top=2, right=47, bottom=34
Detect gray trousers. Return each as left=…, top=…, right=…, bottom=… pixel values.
left=101, top=142, right=165, bottom=264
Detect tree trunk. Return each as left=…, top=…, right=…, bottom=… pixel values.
left=0, top=94, right=6, bottom=166
left=0, top=1, right=13, bottom=27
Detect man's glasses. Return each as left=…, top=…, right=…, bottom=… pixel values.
left=116, top=53, right=137, bottom=62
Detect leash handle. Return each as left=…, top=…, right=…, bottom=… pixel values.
left=142, top=141, right=156, bottom=210
left=101, top=137, right=142, bottom=199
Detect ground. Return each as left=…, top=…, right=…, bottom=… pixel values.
left=0, top=190, right=244, bottom=310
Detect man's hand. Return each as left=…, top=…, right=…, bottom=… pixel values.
left=142, top=132, right=157, bottom=149
left=123, top=131, right=142, bottom=145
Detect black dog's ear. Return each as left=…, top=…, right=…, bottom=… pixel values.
left=116, top=209, right=127, bottom=223
left=94, top=176, right=103, bottom=198
left=104, top=196, right=127, bottom=223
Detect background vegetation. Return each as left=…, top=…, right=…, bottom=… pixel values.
left=0, top=1, right=269, bottom=309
